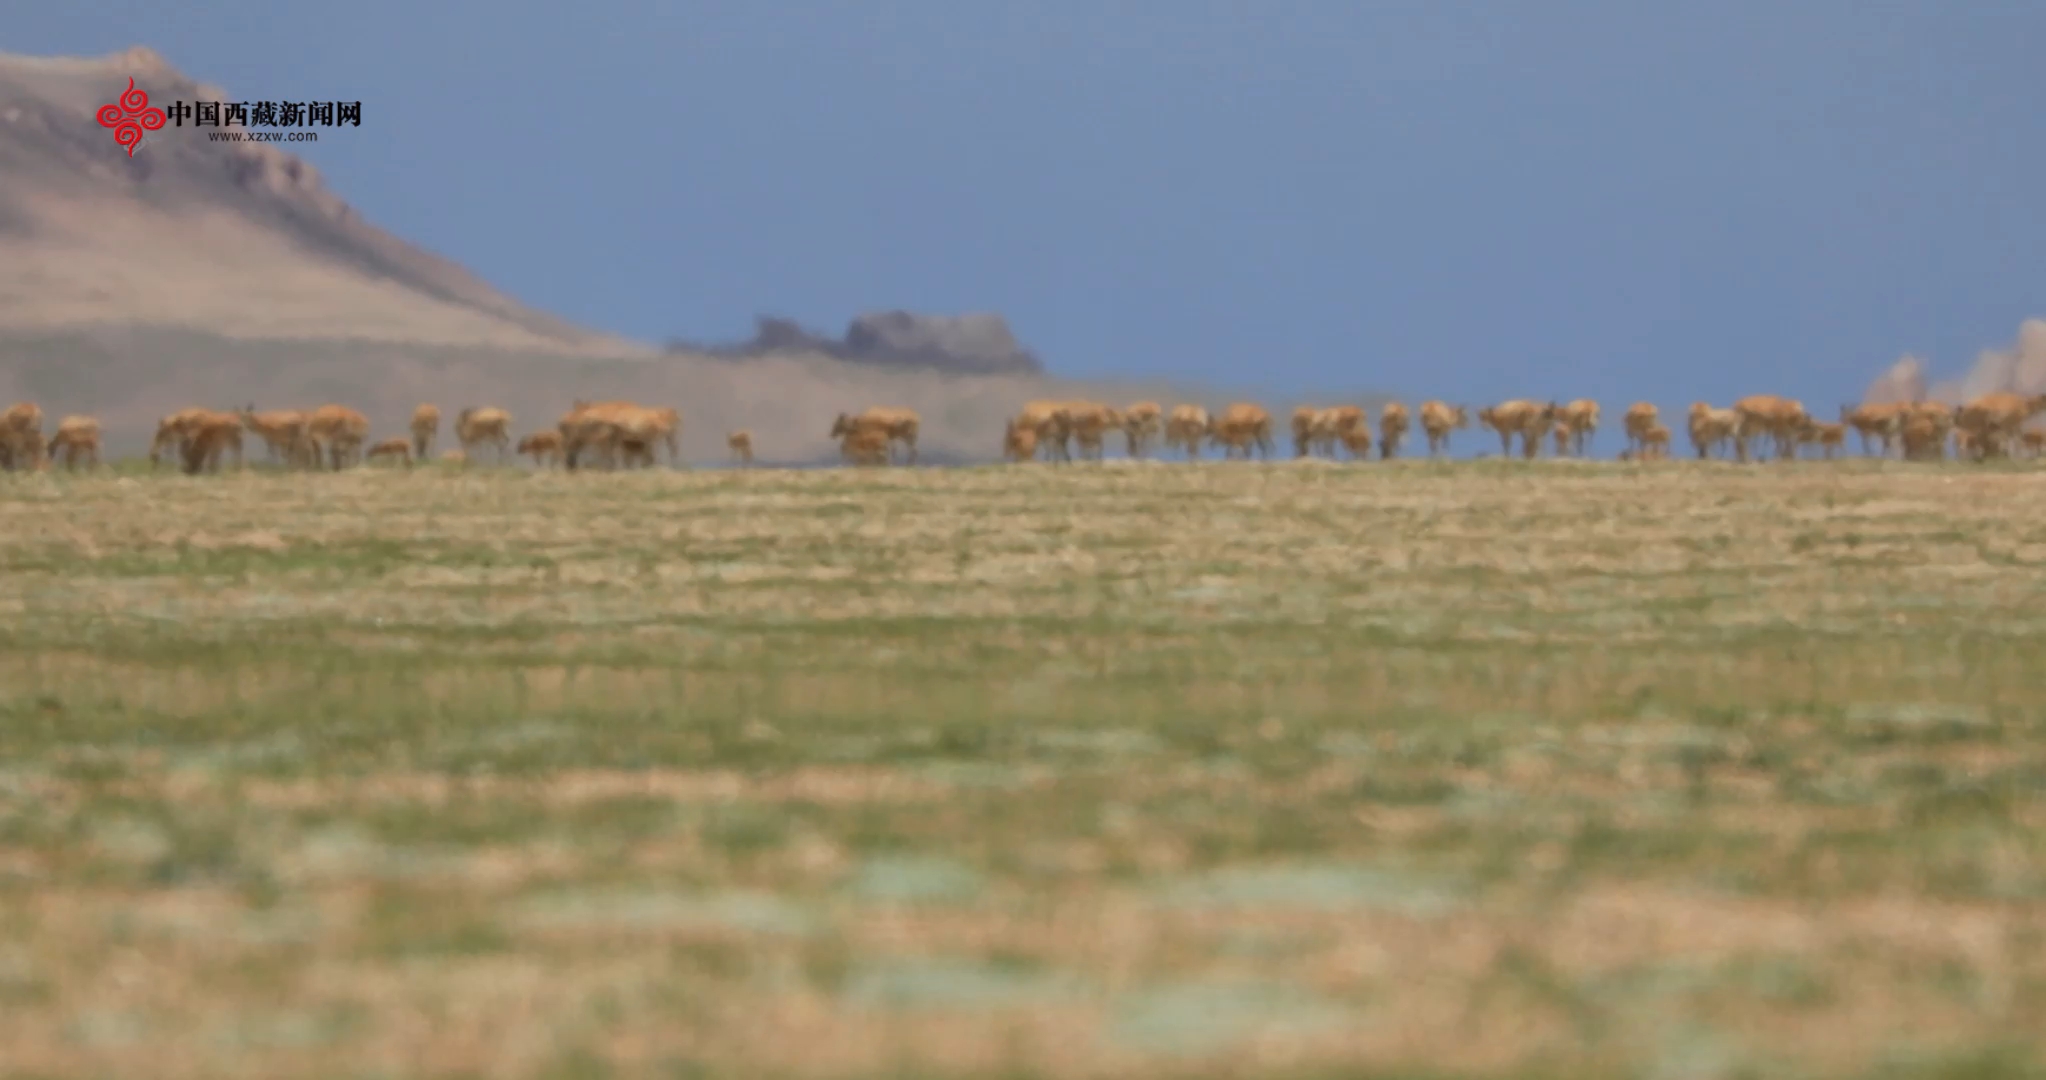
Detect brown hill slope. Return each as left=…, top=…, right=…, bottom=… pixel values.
left=0, top=46, right=1378, bottom=463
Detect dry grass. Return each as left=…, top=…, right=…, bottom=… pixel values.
left=3, top=457, right=2046, bottom=1079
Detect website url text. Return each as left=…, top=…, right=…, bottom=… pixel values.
left=206, top=131, right=319, bottom=143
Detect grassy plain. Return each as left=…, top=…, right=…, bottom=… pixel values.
left=3, top=457, right=2046, bottom=1079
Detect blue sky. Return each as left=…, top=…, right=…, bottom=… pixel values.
left=18, top=1, right=2045, bottom=410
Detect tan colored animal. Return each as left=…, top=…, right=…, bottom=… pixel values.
left=840, top=426, right=891, bottom=467
left=2023, top=430, right=2046, bottom=459
left=516, top=432, right=563, bottom=467
left=411, top=404, right=441, bottom=461
left=1798, top=418, right=1847, bottom=460
left=304, top=405, right=370, bottom=471
left=1840, top=402, right=1906, bottom=457
left=1317, top=406, right=1366, bottom=459
left=1063, top=403, right=1122, bottom=462
left=1, top=401, right=46, bottom=471
left=1120, top=401, right=1163, bottom=458
left=1479, top=400, right=1557, bottom=458
left=1418, top=401, right=1469, bottom=457
left=1339, top=426, right=1375, bottom=460
left=1898, top=415, right=1945, bottom=461
left=1014, top=400, right=1073, bottom=462
left=831, top=407, right=920, bottom=465
left=149, top=408, right=211, bottom=469
left=1164, top=405, right=1209, bottom=460
left=455, top=406, right=514, bottom=466
left=1551, top=422, right=1572, bottom=458
left=1640, top=422, right=1672, bottom=460
left=1953, top=427, right=1985, bottom=462
left=1206, top=403, right=1275, bottom=460
left=1686, top=403, right=1740, bottom=460
left=45, top=415, right=101, bottom=471
left=558, top=400, right=634, bottom=470
left=237, top=406, right=310, bottom=468
left=1622, top=403, right=1661, bottom=457
left=1731, top=395, right=1809, bottom=462
left=178, top=413, right=246, bottom=475
left=1556, top=399, right=1600, bottom=457
left=1956, top=392, right=2046, bottom=460
left=366, top=437, right=413, bottom=468
left=1378, top=403, right=1411, bottom=460
left=1003, top=418, right=1040, bottom=463
left=1290, top=406, right=1320, bottom=459
left=727, top=430, right=754, bottom=466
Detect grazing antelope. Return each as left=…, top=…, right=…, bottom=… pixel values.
left=1339, top=425, right=1375, bottom=460
left=237, top=406, right=310, bottom=468
left=1793, top=417, right=1846, bottom=459
left=516, top=431, right=562, bottom=468
left=559, top=400, right=674, bottom=471
left=304, top=405, right=370, bottom=470
left=411, top=404, right=441, bottom=461
left=1064, top=403, right=1122, bottom=462
left=831, top=407, right=920, bottom=465
left=1, top=401, right=46, bottom=471
left=1480, top=400, right=1556, bottom=459
left=1731, top=395, right=1808, bottom=462
left=1557, top=399, right=1600, bottom=457
left=1378, top=403, right=1410, bottom=460
left=1206, top=403, right=1275, bottom=461
left=1956, top=392, right=2046, bottom=461
left=1290, top=406, right=1320, bottom=459
left=178, top=413, right=246, bottom=475
left=1003, top=418, right=1040, bottom=463
left=455, top=406, right=514, bottom=466
left=727, top=430, right=754, bottom=466
left=1121, top=401, right=1163, bottom=458
left=366, top=437, right=414, bottom=468
left=1641, top=422, right=1672, bottom=460
left=1687, top=403, right=1739, bottom=460
left=1840, top=402, right=1906, bottom=457
left=1419, top=401, right=1469, bottom=457
left=1319, top=406, right=1366, bottom=459
left=1164, top=405, right=1209, bottom=460
left=840, top=426, right=891, bottom=466
left=45, top=415, right=101, bottom=471
left=1014, top=401, right=1072, bottom=462
left=1622, top=403, right=1661, bottom=457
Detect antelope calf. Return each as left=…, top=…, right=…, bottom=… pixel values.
left=46, top=415, right=102, bottom=471
left=727, top=429, right=755, bottom=466
left=366, top=437, right=414, bottom=468
left=516, top=432, right=562, bottom=468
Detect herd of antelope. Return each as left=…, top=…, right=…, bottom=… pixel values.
left=2, top=392, right=2044, bottom=476
left=1000, top=394, right=2046, bottom=465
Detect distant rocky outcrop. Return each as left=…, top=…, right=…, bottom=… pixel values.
left=674, top=311, right=1044, bottom=376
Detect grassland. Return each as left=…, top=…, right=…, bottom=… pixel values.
left=3, top=457, right=2046, bottom=1079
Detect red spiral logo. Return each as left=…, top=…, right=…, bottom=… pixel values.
left=97, top=77, right=167, bottom=158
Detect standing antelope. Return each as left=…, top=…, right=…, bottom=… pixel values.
left=411, top=404, right=441, bottom=461
left=455, top=406, right=514, bottom=466
left=1419, top=401, right=1469, bottom=457
left=45, top=415, right=102, bottom=471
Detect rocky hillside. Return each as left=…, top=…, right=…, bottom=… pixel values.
left=0, top=46, right=1367, bottom=463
